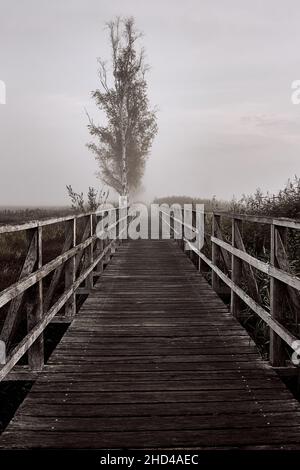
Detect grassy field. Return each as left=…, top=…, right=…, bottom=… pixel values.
left=0, top=206, right=72, bottom=224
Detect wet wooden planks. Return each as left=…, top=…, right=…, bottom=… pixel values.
left=1, top=239, right=300, bottom=449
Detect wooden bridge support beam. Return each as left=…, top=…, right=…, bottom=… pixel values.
left=212, top=214, right=222, bottom=293
left=26, top=226, right=44, bottom=371
left=95, top=213, right=104, bottom=275
left=230, top=218, right=243, bottom=319
left=85, top=214, right=94, bottom=290
left=65, top=219, right=76, bottom=319
left=270, top=224, right=287, bottom=366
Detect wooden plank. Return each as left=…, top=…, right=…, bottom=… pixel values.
left=30, top=379, right=283, bottom=392
left=230, top=218, right=243, bottom=318
left=212, top=211, right=300, bottom=229
left=273, top=218, right=300, bottom=230
left=0, top=208, right=118, bottom=234
left=2, top=427, right=300, bottom=449
left=9, top=412, right=300, bottom=432
left=23, top=388, right=292, bottom=404
left=211, top=214, right=221, bottom=292
left=270, top=225, right=287, bottom=366
left=212, top=211, right=274, bottom=225
left=85, top=214, right=94, bottom=289
left=64, top=219, right=76, bottom=318
left=15, top=399, right=300, bottom=417
left=27, top=226, right=44, bottom=371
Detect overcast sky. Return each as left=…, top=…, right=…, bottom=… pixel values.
left=1, top=0, right=300, bottom=206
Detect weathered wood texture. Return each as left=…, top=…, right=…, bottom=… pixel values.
left=1, top=240, right=300, bottom=449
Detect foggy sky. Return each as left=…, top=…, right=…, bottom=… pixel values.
left=1, top=0, right=300, bottom=206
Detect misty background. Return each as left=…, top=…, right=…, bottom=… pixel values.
left=0, top=0, right=300, bottom=206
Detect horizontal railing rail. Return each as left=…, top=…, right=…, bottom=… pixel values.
left=193, top=209, right=300, bottom=229
left=0, top=207, right=118, bottom=234
left=159, top=208, right=300, bottom=369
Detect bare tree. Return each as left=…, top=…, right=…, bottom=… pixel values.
left=87, top=17, right=157, bottom=197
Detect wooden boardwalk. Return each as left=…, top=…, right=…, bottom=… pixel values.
left=1, top=239, right=300, bottom=449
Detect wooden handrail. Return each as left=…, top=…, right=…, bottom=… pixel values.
left=189, top=208, right=300, bottom=229
left=0, top=234, right=96, bottom=309
left=0, top=209, right=128, bottom=380
left=0, top=235, right=125, bottom=382
left=159, top=208, right=300, bottom=368
left=0, top=207, right=118, bottom=234
left=211, top=236, right=300, bottom=291
left=185, top=238, right=299, bottom=352
left=208, top=211, right=300, bottom=229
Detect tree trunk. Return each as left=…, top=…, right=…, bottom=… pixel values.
left=120, top=96, right=128, bottom=197
left=121, top=132, right=128, bottom=196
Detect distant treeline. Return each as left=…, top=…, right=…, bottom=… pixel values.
left=153, top=196, right=229, bottom=212
left=0, top=207, right=72, bottom=224
left=154, top=176, right=300, bottom=219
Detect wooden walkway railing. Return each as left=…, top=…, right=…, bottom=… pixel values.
left=160, top=209, right=300, bottom=371
left=0, top=209, right=127, bottom=381
left=1, top=207, right=300, bottom=379
left=0, top=208, right=300, bottom=448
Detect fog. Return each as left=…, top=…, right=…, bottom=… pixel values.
left=0, top=0, right=300, bottom=205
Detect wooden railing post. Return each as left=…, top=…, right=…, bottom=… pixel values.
left=94, top=212, right=104, bottom=275
left=116, top=208, right=120, bottom=245
left=270, top=223, right=287, bottom=366
left=181, top=208, right=186, bottom=251
left=170, top=209, right=174, bottom=240
left=27, top=226, right=44, bottom=371
left=86, top=214, right=94, bottom=289
left=102, top=211, right=110, bottom=267
left=198, top=212, right=206, bottom=274
left=212, top=214, right=221, bottom=292
left=190, top=209, right=196, bottom=265
left=65, top=218, right=76, bottom=319
left=231, top=218, right=243, bottom=318
left=111, top=208, right=118, bottom=254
